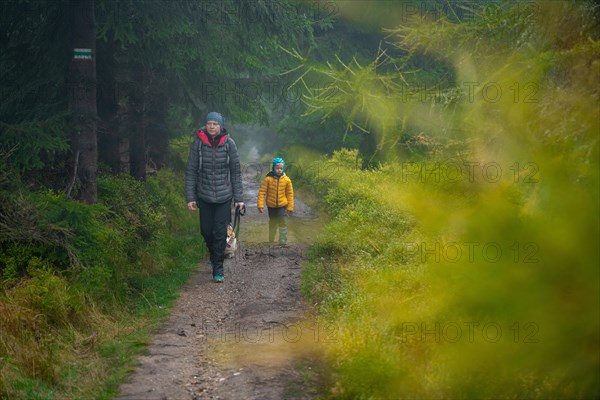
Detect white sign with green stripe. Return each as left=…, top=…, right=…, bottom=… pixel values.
left=73, top=48, right=92, bottom=60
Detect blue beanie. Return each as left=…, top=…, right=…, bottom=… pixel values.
left=206, top=112, right=224, bottom=128
left=272, top=157, right=285, bottom=172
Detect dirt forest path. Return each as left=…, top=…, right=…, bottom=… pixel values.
left=116, top=171, right=326, bottom=400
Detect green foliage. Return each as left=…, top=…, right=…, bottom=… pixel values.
left=34, top=191, right=111, bottom=265
left=301, top=151, right=598, bottom=398
left=0, top=116, right=70, bottom=175
left=276, top=19, right=387, bottom=156
left=277, top=113, right=363, bottom=155
left=285, top=1, right=600, bottom=166
left=98, top=174, right=166, bottom=244
left=297, top=1, right=599, bottom=399
left=0, top=1, right=72, bottom=186
left=0, top=165, right=199, bottom=326
left=95, top=0, right=318, bottom=138
left=0, top=191, right=87, bottom=283
left=11, top=266, right=81, bottom=327
left=0, top=0, right=68, bottom=124
left=2, top=0, right=319, bottom=190
left=144, top=168, right=190, bottom=230
left=0, top=166, right=203, bottom=399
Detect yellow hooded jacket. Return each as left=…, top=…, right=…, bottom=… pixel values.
left=257, top=172, right=294, bottom=211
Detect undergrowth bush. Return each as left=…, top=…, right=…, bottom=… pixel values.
left=301, top=141, right=598, bottom=398
left=98, top=174, right=166, bottom=245
left=0, top=167, right=203, bottom=399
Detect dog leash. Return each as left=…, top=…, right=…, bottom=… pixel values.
left=232, top=204, right=245, bottom=238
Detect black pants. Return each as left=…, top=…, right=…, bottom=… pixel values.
left=198, top=199, right=231, bottom=277
left=268, top=207, right=288, bottom=243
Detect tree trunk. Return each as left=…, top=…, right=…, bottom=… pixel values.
left=97, top=37, right=120, bottom=175
left=129, top=63, right=147, bottom=181
left=129, top=106, right=146, bottom=180
left=119, top=137, right=130, bottom=174
left=146, top=91, right=169, bottom=171
left=68, top=0, right=98, bottom=203
left=360, top=132, right=379, bottom=169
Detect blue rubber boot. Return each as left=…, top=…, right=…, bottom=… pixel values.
left=278, top=226, right=288, bottom=246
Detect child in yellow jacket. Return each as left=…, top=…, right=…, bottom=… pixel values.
left=258, top=157, right=294, bottom=245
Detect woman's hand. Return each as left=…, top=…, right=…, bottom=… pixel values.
left=187, top=201, right=198, bottom=210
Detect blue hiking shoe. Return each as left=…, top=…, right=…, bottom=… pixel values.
left=213, top=275, right=224, bottom=283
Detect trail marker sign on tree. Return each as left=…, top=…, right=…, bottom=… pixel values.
left=73, top=48, right=92, bottom=60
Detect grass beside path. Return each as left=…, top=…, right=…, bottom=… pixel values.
left=0, top=170, right=205, bottom=400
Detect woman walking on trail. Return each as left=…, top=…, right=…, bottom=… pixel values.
left=257, top=157, right=294, bottom=245
left=185, top=112, right=244, bottom=283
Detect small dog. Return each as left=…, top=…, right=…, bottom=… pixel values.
left=224, top=224, right=237, bottom=258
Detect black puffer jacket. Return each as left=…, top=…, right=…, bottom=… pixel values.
left=185, top=129, right=243, bottom=204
